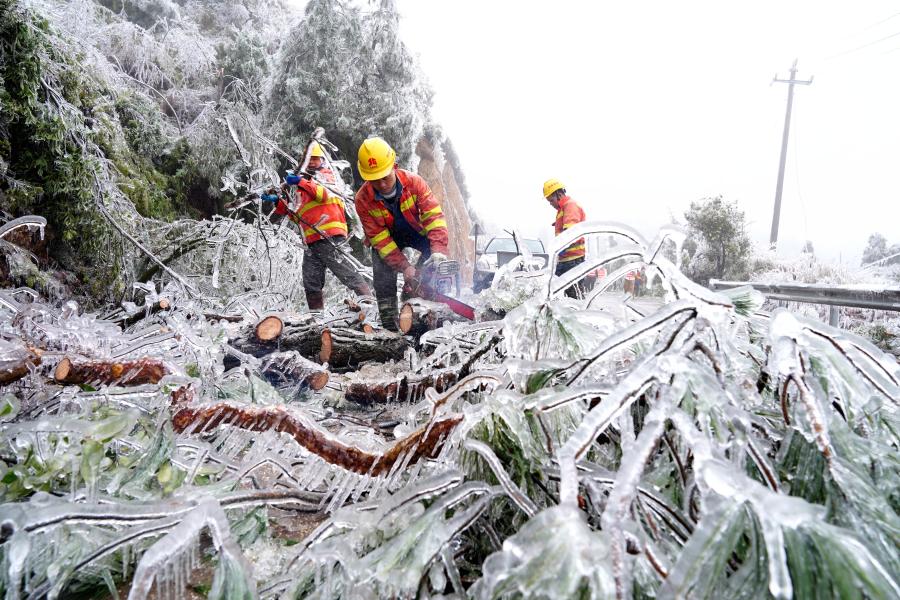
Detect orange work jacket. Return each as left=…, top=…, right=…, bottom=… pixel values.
left=356, top=168, right=449, bottom=271
left=553, top=195, right=586, bottom=262
left=275, top=178, right=347, bottom=244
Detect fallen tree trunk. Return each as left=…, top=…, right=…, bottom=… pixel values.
left=172, top=403, right=461, bottom=476
left=0, top=345, right=42, bottom=385
left=399, top=298, right=469, bottom=338
left=343, top=368, right=459, bottom=405
left=320, top=327, right=410, bottom=371
left=54, top=357, right=169, bottom=386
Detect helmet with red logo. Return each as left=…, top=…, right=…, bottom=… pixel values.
left=357, top=137, right=396, bottom=181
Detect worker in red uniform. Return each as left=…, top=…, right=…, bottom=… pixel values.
left=543, top=178, right=590, bottom=298
left=264, top=175, right=372, bottom=312
left=355, top=137, right=449, bottom=330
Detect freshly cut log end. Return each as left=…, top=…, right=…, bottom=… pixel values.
left=54, top=356, right=169, bottom=386
left=398, top=303, right=414, bottom=334
left=319, top=329, right=333, bottom=364
left=256, top=315, right=284, bottom=342
left=54, top=357, right=73, bottom=382
left=309, top=370, right=329, bottom=391
left=362, top=323, right=375, bottom=334
left=157, top=298, right=171, bottom=310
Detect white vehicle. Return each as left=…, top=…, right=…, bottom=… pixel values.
left=473, top=236, right=548, bottom=292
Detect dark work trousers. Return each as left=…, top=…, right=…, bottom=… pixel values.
left=555, top=257, right=593, bottom=299
left=302, top=236, right=370, bottom=295
left=372, top=240, right=431, bottom=331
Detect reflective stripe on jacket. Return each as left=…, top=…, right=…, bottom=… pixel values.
left=356, top=168, right=449, bottom=271
left=554, top=195, right=586, bottom=262
left=274, top=178, right=348, bottom=244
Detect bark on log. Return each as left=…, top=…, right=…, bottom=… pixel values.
left=170, top=384, right=195, bottom=409
left=231, top=316, right=323, bottom=360
left=203, top=312, right=243, bottom=323
left=320, top=327, right=410, bottom=371
left=343, top=369, right=459, bottom=405
left=399, top=298, right=468, bottom=338
left=0, top=346, right=42, bottom=385
left=258, top=351, right=329, bottom=391
left=54, top=357, right=169, bottom=386
left=172, top=403, right=461, bottom=476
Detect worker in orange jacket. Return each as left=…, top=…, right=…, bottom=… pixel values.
left=543, top=178, right=591, bottom=298
left=355, top=137, right=450, bottom=330
left=265, top=176, right=372, bottom=311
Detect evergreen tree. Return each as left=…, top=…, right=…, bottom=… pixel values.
left=682, top=196, right=752, bottom=284
left=267, top=0, right=433, bottom=174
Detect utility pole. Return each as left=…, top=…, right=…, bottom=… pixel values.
left=769, top=59, right=813, bottom=250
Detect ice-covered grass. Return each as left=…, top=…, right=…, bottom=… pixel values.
left=1, top=221, right=897, bottom=599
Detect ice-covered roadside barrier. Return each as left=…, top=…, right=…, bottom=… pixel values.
left=1, top=222, right=899, bottom=599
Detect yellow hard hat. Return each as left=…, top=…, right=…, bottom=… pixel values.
left=310, top=141, right=325, bottom=158
left=357, top=137, right=396, bottom=181
left=543, top=178, right=565, bottom=198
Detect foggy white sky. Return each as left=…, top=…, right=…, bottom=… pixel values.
left=289, top=1, right=900, bottom=264
left=394, top=1, right=900, bottom=264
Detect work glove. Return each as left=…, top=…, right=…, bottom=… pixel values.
left=425, top=252, right=448, bottom=266
left=260, top=193, right=279, bottom=207
left=284, top=174, right=301, bottom=186
left=402, top=265, right=418, bottom=283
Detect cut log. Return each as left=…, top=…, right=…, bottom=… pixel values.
left=320, top=327, right=410, bottom=371
left=172, top=402, right=461, bottom=476
left=259, top=351, right=329, bottom=391
left=115, top=298, right=171, bottom=329
left=344, top=369, right=458, bottom=405
left=231, top=316, right=322, bottom=360
left=54, top=357, right=169, bottom=386
left=399, top=298, right=469, bottom=338
left=0, top=345, right=42, bottom=385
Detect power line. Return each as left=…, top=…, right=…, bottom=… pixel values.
left=860, top=10, right=900, bottom=33
left=825, top=29, right=900, bottom=60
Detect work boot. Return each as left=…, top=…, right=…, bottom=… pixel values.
left=305, top=290, right=324, bottom=311
left=378, top=297, right=399, bottom=332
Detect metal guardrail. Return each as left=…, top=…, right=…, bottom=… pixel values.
left=709, top=280, right=900, bottom=326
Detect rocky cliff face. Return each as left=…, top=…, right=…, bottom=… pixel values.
left=415, top=138, right=476, bottom=285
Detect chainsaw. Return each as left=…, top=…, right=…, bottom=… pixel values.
left=405, top=258, right=475, bottom=321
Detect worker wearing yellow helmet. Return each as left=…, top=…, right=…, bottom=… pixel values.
left=544, top=178, right=590, bottom=298
left=356, top=137, right=450, bottom=330
left=302, top=141, right=336, bottom=185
